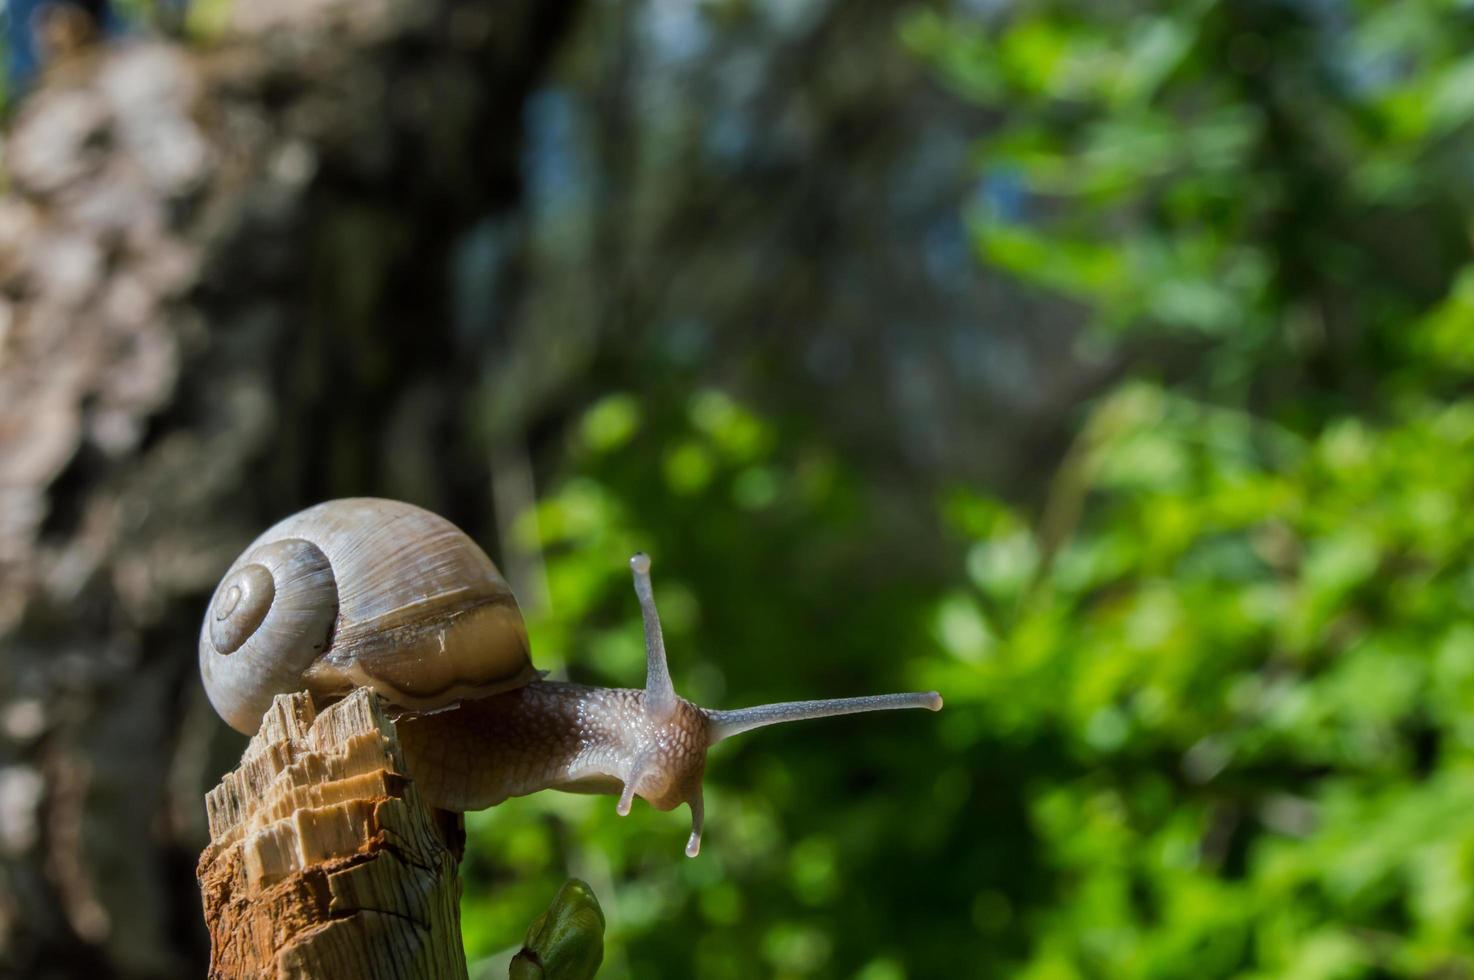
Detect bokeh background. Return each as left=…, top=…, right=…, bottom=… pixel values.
left=3, top=0, right=1474, bottom=977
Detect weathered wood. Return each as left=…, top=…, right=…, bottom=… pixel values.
left=197, top=690, right=467, bottom=979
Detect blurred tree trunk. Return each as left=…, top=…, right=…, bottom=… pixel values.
left=0, top=2, right=579, bottom=976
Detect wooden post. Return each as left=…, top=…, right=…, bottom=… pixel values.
left=197, top=690, right=468, bottom=979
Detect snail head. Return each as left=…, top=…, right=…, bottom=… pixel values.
left=618, top=554, right=943, bottom=857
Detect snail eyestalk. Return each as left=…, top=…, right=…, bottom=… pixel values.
left=705, top=691, right=944, bottom=744
left=630, top=552, right=677, bottom=721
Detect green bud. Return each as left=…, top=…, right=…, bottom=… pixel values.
left=509, top=878, right=606, bottom=980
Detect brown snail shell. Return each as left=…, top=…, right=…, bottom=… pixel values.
left=199, top=497, right=534, bottom=734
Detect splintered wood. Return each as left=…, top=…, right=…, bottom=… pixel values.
left=197, top=690, right=468, bottom=979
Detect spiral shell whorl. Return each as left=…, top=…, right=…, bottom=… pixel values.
left=199, top=537, right=338, bottom=733
left=209, top=563, right=274, bottom=654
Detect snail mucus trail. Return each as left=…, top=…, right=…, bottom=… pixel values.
left=200, top=498, right=943, bottom=857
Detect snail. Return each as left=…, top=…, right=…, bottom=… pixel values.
left=200, top=498, right=942, bottom=856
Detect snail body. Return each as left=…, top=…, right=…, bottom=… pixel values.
left=200, top=498, right=942, bottom=856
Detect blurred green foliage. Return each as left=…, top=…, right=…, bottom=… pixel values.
left=935, top=381, right=1474, bottom=977
left=462, top=1, right=1474, bottom=977
left=462, top=389, right=983, bottom=978
left=907, top=0, right=1474, bottom=976
left=906, top=0, right=1474, bottom=402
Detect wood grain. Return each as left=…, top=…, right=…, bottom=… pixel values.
left=197, top=689, right=467, bottom=979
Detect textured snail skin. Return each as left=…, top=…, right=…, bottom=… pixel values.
left=397, top=681, right=943, bottom=855
left=398, top=685, right=708, bottom=814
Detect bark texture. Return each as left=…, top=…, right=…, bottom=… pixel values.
left=0, top=1, right=579, bottom=975
left=198, top=689, right=466, bottom=980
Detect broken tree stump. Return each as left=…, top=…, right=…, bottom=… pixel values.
left=197, top=689, right=468, bottom=979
